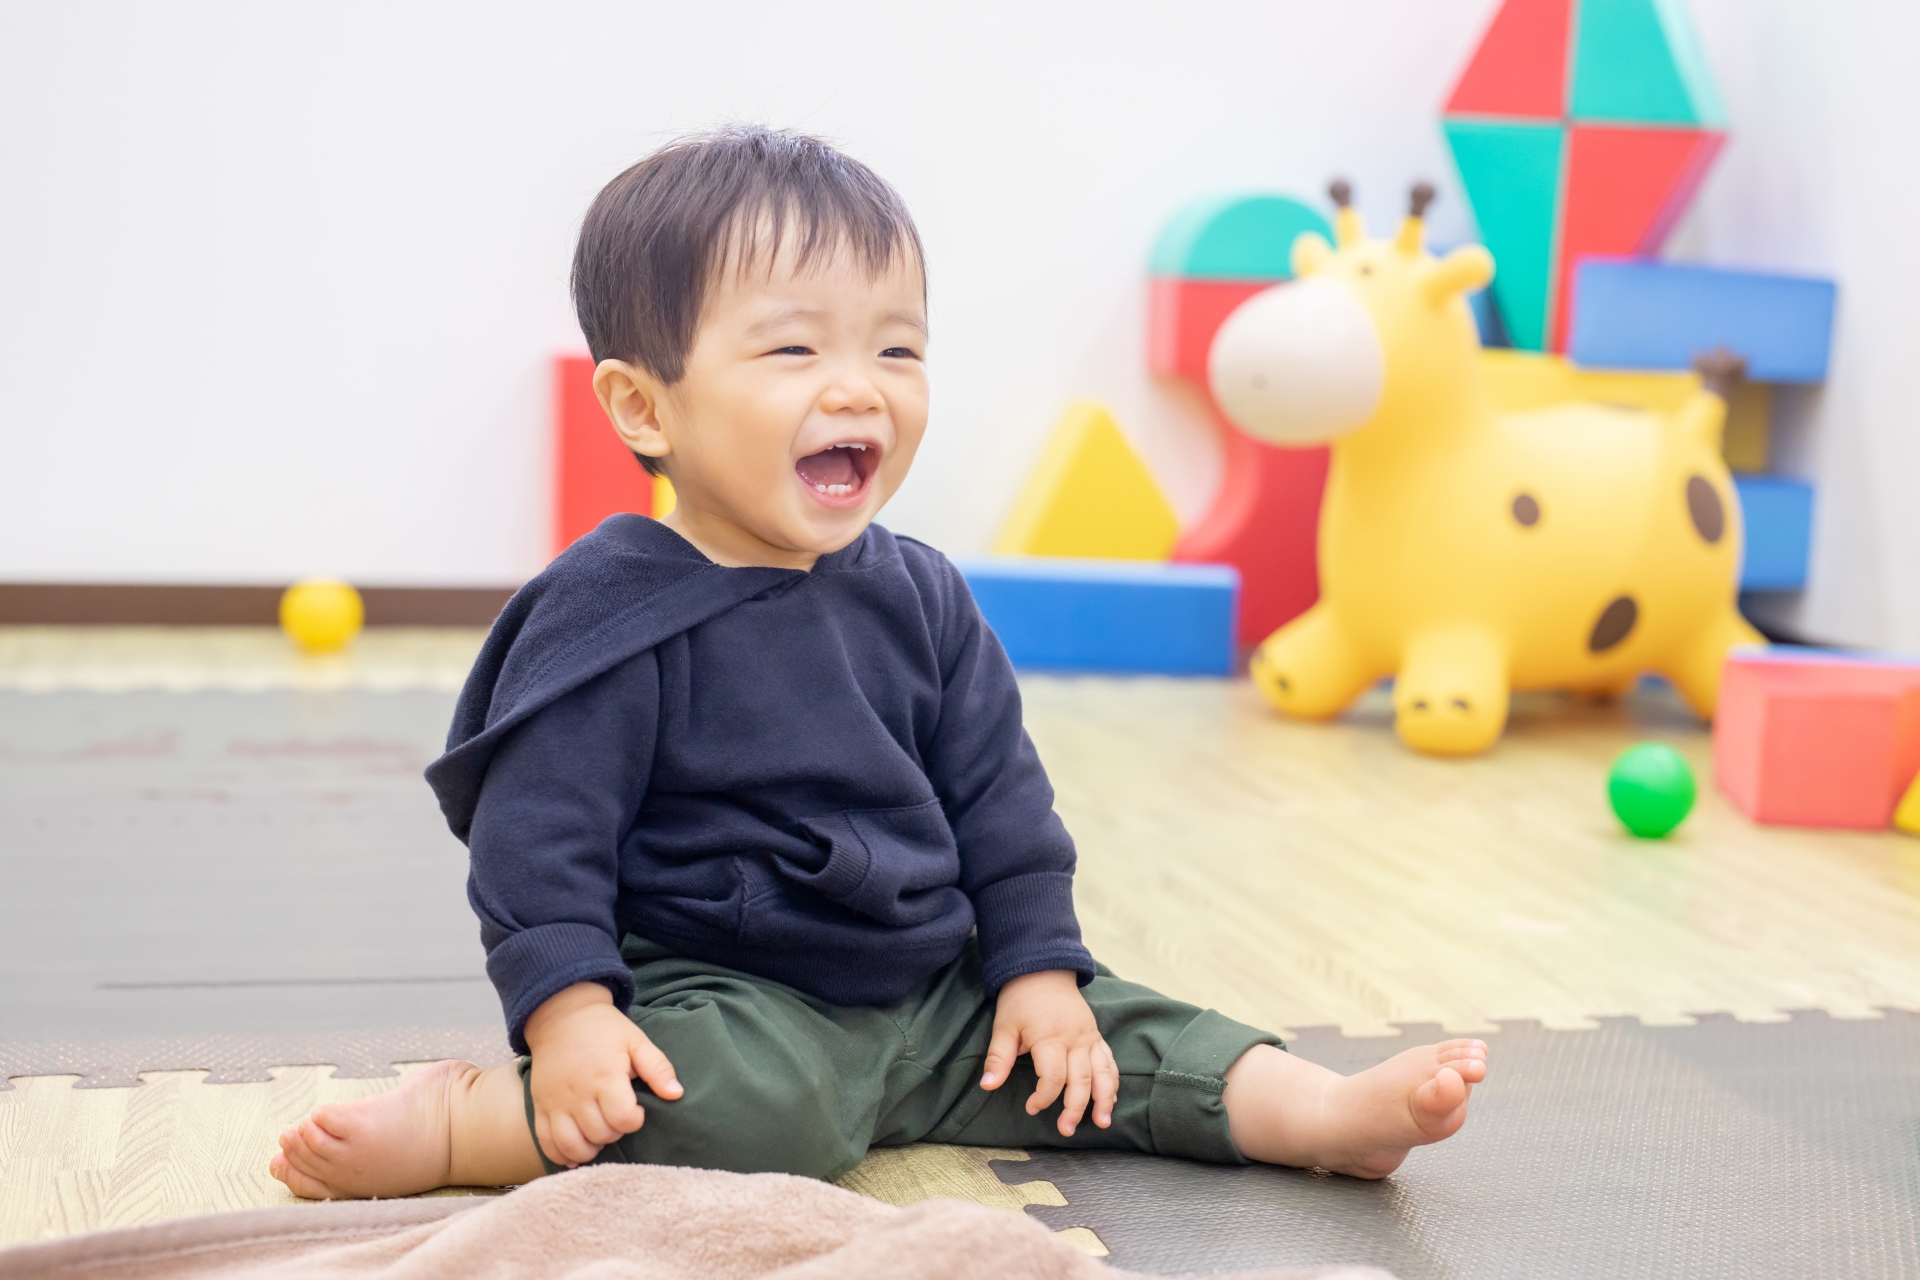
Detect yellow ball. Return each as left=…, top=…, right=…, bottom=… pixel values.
left=279, top=578, right=364, bottom=654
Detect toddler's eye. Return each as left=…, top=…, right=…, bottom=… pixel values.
left=769, top=345, right=814, bottom=356
left=880, top=347, right=922, bottom=360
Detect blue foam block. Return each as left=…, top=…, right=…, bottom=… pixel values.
left=955, top=558, right=1239, bottom=676
left=1735, top=476, right=1813, bottom=591
left=1570, top=260, right=1837, bottom=383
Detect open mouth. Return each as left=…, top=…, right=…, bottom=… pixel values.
left=795, top=442, right=880, bottom=506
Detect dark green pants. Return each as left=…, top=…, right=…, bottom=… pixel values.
left=520, top=935, right=1283, bottom=1182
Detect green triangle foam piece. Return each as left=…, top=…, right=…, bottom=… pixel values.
left=1443, top=119, right=1565, bottom=351
left=1149, top=194, right=1332, bottom=280
left=1570, top=0, right=1725, bottom=126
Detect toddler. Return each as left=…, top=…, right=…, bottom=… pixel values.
left=269, top=126, right=1487, bottom=1199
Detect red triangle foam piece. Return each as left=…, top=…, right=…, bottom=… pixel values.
left=1550, top=124, right=1724, bottom=349
left=1444, top=0, right=1574, bottom=119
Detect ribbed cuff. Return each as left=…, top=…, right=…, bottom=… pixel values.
left=972, top=871, right=1096, bottom=994
left=488, top=922, right=634, bottom=1054
left=1147, top=1009, right=1286, bottom=1163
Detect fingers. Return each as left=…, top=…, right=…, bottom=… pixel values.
left=1056, top=1043, right=1093, bottom=1136
left=629, top=1032, right=683, bottom=1101
left=980, top=1023, right=1020, bottom=1091
left=542, top=1108, right=605, bottom=1167
left=531, top=1109, right=567, bottom=1170
left=599, top=1076, right=647, bottom=1136
left=1091, top=1039, right=1118, bottom=1129
left=1026, top=1040, right=1068, bottom=1116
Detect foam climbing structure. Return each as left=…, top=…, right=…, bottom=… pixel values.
left=1715, top=649, right=1920, bottom=829
left=1442, top=0, right=1726, bottom=352
left=958, top=559, right=1239, bottom=676
left=993, top=401, right=1179, bottom=561
left=553, top=354, right=659, bottom=554
left=1149, top=195, right=1334, bottom=645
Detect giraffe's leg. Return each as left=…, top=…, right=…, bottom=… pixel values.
left=1662, top=607, right=1766, bottom=719
left=1394, top=625, right=1511, bottom=757
left=1249, top=602, right=1379, bottom=720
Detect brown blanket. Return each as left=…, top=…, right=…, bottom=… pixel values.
left=0, top=1165, right=1388, bottom=1280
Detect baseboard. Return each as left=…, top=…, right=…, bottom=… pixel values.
left=0, top=583, right=518, bottom=627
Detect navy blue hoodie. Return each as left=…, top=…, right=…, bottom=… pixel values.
left=425, top=515, right=1094, bottom=1053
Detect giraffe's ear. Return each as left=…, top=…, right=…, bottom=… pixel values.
left=1291, top=232, right=1333, bottom=278
left=1423, top=245, right=1494, bottom=303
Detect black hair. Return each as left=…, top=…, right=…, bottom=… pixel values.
left=571, top=125, right=926, bottom=476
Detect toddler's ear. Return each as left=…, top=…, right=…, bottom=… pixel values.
left=594, top=360, right=671, bottom=467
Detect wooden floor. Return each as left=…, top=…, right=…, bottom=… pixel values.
left=1030, top=676, right=1920, bottom=1035
left=4, top=628, right=1918, bottom=1248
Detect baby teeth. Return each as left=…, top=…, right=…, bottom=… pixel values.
left=813, top=482, right=855, bottom=495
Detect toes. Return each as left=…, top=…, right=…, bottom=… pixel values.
left=1412, top=1065, right=1470, bottom=1136
left=307, top=1102, right=352, bottom=1141
left=275, top=1160, right=340, bottom=1201
left=1438, top=1040, right=1489, bottom=1083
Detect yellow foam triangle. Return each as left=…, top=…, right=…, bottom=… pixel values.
left=993, top=400, right=1179, bottom=560
left=1895, top=768, right=1920, bottom=837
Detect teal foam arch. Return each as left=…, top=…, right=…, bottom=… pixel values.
left=1149, top=194, right=1332, bottom=281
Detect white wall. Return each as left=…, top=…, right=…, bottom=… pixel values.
left=1, top=1, right=1911, bottom=650
left=1674, top=0, right=1920, bottom=651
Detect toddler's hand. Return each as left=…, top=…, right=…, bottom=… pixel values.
left=523, top=982, right=682, bottom=1168
left=980, top=970, right=1117, bottom=1137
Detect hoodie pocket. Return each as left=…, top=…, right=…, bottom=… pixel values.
left=786, top=799, right=962, bottom=927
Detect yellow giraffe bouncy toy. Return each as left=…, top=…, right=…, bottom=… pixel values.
left=1208, top=181, right=1763, bottom=757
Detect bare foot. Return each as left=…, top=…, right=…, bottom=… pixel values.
left=269, top=1059, right=543, bottom=1200
left=1224, top=1038, right=1489, bottom=1178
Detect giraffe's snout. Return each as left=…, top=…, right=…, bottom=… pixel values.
left=1208, top=274, right=1384, bottom=446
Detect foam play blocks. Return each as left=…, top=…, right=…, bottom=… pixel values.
left=1148, top=194, right=1335, bottom=645
left=993, top=401, right=1179, bottom=561
left=1732, top=476, right=1812, bottom=591
left=956, top=559, right=1238, bottom=676
left=1715, top=649, right=1920, bottom=829
left=1442, top=0, right=1726, bottom=351
left=1721, top=381, right=1772, bottom=473
left=1895, top=769, right=1920, bottom=837
left=554, top=354, right=657, bottom=554
left=1568, top=260, right=1838, bottom=383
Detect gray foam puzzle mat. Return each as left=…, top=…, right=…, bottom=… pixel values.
left=0, top=690, right=508, bottom=1082
left=992, top=1015, right=1920, bottom=1279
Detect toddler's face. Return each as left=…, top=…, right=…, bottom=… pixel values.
left=643, top=242, right=929, bottom=565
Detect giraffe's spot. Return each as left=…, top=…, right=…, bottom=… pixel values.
left=1511, top=493, right=1540, bottom=527
left=1588, top=596, right=1639, bottom=653
left=1686, top=475, right=1725, bottom=544
left=1274, top=674, right=1291, bottom=692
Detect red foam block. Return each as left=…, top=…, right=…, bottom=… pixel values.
left=1149, top=278, right=1328, bottom=645
left=1714, top=651, right=1920, bottom=829
left=1444, top=0, right=1574, bottom=119
left=1553, top=124, right=1723, bottom=350
left=553, top=354, right=653, bottom=555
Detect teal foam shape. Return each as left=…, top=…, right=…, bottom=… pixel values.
left=1443, top=119, right=1565, bottom=351
left=1149, top=195, right=1332, bottom=281
left=1570, top=0, right=1725, bottom=126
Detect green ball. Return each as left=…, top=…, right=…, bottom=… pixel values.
left=1608, top=742, right=1696, bottom=838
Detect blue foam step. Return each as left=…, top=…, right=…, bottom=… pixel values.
left=956, top=558, right=1239, bottom=676
left=1735, top=476, right=1813, bottom=591
left=1570, top=260, right=1837, bottom=383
